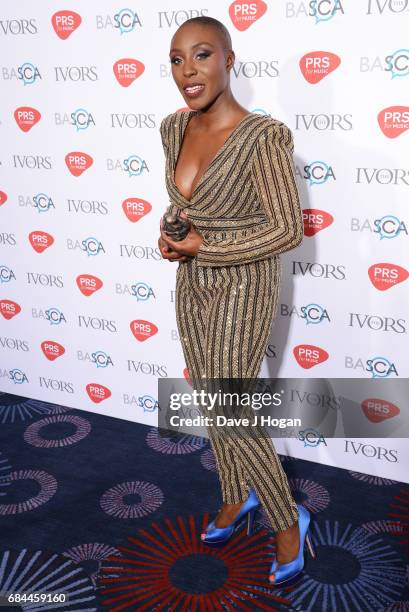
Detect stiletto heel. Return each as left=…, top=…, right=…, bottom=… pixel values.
left=247, top=506, right=257, bottom=535
left=201, top=488, right=260, bottom=545
left=268, top=504, right=315, bottom=586
left=305, top=533, right=316, bottom=559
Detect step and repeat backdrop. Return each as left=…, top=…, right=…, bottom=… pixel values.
left=1, top=1, right=408, bottom=481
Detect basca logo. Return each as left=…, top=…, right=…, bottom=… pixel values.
left=110, top=113, right=155, bottom=129
left=113, top=59, right=144, bottom=87
left=158, top=9, right=208, bottom=28
left=55, top=109, right=96, bottom=131
left=51, top=11, right=82, bottom=39
left=54, top=66, right=98, bottom=82
left=230, top=60, right=279, bottom=78
left=281, top=303, right=331, bottom=324
left=344, top=440, right=397, bottom=462
left=123, top=394, right=159, bottom=410
left=65, top=152, right=93, bottom=177
left=29, top=231, right=54, bottom=254
left=366, top=0, right=409, bottom=15
left=78, top=350, right=114, bottom=368
left=293, top=344, right=329, bottom=368
left=0, top=300, right=21, bottom=320
left=9, top=368, right=28, bottom=384
left=286, top=0, right=345, bottom=22
left=14, top=106, right=41, bottom=132
left=116, top=281, right=156, bottom=300
left=360, top=49, right=409, bottom=78
left=130, top=319, right=158, bottom=342
left=32, top=307, right=66, bottom=325
left=292, top=261, right=346, bottom=280
left=67, top=237, right=105, bottom=256
left=41, top=340, right=65, bottom=361
left=30, top=193, right=55, bottom=213
left=78, top=316, right=117, bottom=333
left=0, top=19, right=37, bottom=35
left=345, top=355, right=398, bottom=378
left=120, top=244, right=161, bottom=260
left=0, top=266, right=16, bottom=283
left=67, top=199, right=108, bottom=215
left=13, top=155, right=52, bottom=170
left=378, top=106, right=409, bottom=138
left=122, top=197, right=152, bottom=222
left=0, top=191, right=7, bottom=206
left=76, top=274, right=103, bottom=296
left=303, top=209, right=333, bottom=236
left=229, top=1, right=267, bottom=31
left=106, top=157, right=148, bottom=175
left=86, top=383, right=111, bottom=403
left=362, top=398, right=400, bottom=423
left=368, top=263, right=409, bottom=291
left=96, top=9, right=142, bottom=33
left=348, top=313, right=406, bottom=334
left=351, top=215, right=408, bottom=239
left=298, top=428, right=327, bottom=447
left=295, top=113, right=352, bottom=130
left=356, top=167, right=409, bottom=185
left=299, top=51, right=341, bottom=83
left=127, top=361, right=167, bottom=377
left=16, top=63, right=41, bottom=84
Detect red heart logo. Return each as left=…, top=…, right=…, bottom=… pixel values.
left=368, top=263, right=409, bottom=291
left=378, top=106, right=409, bottom=139
left=113, top=59, right=145, bottom=87
left=299, top=51, right=341, bottom=84
left=29, top=231, right=54, bottom=253
left=86, top=383, right=112, bottom=403
left=0, top=300, right=21, bottom=320
left=130, top=319, right=158, bottom=342
left=51, top=10, right=82, bottom=40
left=362, top=398, right=400, bottom=423
left=0, top=191, right=7, bottom=206
left=14, top=107, right=41, bottom=132
left=41, top=340, right=65, bottom=361
left=293, top=344, right=329, bottom=369
left=65, top=152, right=93, bottom=177
left=229, top=0, right=267, bottom=31
left=122, top=198, right=152, bottom=222
left=76, top=274, right=103, bottom=296
left=303, top=209, right=334, bottom=236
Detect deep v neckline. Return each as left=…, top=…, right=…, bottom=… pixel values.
left=172, top=110, right=254, bottom=204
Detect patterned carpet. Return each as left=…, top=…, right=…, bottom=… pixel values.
left=0, top=391, right=407, bottom=611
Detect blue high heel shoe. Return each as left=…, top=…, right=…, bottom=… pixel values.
left=268, top=504, right=315, bottom=586
left=201, top=488, right=260, bottom=545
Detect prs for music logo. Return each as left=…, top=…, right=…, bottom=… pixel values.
left=299, top=51, right=341, bottom=84
left=51, top=11, right=82, bottom=39
left=229, top=1, right=267, bottom=31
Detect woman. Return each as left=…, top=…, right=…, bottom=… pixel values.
left=158, top=16, right=313, bottom=585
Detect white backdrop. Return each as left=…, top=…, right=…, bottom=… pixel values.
left=1, top=1, right=408, bottom=481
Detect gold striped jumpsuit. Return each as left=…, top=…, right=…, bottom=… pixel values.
left=160, top=110, right=303, bottom=532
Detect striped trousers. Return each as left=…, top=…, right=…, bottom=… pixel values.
left=175, top=254, right=298, bottom=532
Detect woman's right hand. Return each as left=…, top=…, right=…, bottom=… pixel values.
left=158, top=235, right=191, bottom=263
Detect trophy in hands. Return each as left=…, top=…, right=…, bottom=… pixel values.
left=162, top=207, right=192, bottom=241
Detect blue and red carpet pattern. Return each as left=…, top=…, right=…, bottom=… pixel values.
left=0, top=391, right=408, bottom=611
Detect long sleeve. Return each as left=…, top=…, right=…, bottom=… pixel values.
left=195, top=122, right=304, bottom=267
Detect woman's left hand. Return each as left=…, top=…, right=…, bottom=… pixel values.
left=160, top=211, right=204, bottom=258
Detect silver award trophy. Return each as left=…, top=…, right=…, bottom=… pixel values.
left=162, top=208, right=192, bottom=241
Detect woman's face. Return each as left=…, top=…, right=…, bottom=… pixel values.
left=169, top=24, right=233, bottom=110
